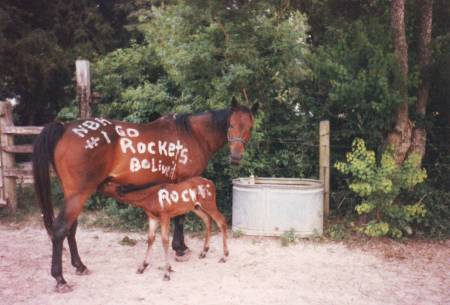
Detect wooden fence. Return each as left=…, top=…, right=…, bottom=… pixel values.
left=0, top=101, right=43, bottom=212
left=0, top=59, right=91, bottom=213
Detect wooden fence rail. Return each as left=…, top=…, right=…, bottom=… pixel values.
left=0, top=100, right=43, bottom=212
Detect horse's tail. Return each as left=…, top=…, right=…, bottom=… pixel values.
left=32, top=122, right=65, bottom=237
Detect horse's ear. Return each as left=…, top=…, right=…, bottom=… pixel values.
left=231, top=96, right=239, bottom=109
left=251, top=102, right=259, bottom=115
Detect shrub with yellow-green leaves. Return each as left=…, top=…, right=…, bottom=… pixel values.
left=335, top=138, right=427, bottom=238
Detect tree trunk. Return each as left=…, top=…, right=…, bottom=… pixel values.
left=387, top=0, right=412, bottom=164
left=409, top=0, right=433, bottom=164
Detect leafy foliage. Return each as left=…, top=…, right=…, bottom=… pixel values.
left=89, top=1, right=316, bottom=220
left=335, top=138, right=427, bottom=238
left=3, top=0, right=449, bottom=237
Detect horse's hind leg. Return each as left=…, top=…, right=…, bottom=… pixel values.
left=51, top=211, right=71, bottom=292
left=137, top=217, right=159, bottom=274
left=67, top=220, right=89, bottom=275
left=192, top=208, right=212, bottom=259
left=52, top=190, right=95, bottom=292
left=160, top=214, right=172, bottom=281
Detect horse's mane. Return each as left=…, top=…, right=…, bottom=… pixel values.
left=174, top=106, right=252, bottom=136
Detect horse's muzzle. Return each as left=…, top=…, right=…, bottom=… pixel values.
left=229, top=155, right=242, bottom=166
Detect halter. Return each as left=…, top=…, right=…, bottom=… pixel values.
left=227, top=127, right=246, bottom=144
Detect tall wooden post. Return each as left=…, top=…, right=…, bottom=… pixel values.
left=0, top=101, right=17, bottom=212
left=76, top=59, right=92, bottom=119
left=320, top=120, right=330, bottom=218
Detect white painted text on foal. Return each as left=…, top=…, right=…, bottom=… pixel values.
left=158, top=184, right=212, bottom=208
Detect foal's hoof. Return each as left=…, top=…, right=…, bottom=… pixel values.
left=163, top=274, right=171, bottom=281
left=76, top=268, right=91, bottom=276
left=137, top=263, right=149, bottom=274
left=218, top=257, right=227, bottom=263
left=55, top=283, right=73, bottom=293
left=199, top=252, right=207, bottom=259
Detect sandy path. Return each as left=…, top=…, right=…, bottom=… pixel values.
left=0, top=223, right=449, bottom=305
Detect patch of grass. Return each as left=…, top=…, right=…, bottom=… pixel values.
left=306, top=229, right=325, bottom=242
left=1, top=184, right=39, bottom=222
left=326, top=223, right=348, bottom=241
left=184, top=212, right=205, bottom=233
left=232, top=229, right=244, bottom=238
left=280, top=228, right=297, bottom=247
left=16, top=184, right=39, bottom=214
left=119, top=236, right=137, bottom=246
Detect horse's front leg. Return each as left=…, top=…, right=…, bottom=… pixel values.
left=172, top=215, right=189, bottom=257
left=160, top=214, right=172, bottom=280
left=137, top=217, right=158, bottom=274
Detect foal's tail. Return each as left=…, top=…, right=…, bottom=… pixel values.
left=32, top=122, right=65, bottom=237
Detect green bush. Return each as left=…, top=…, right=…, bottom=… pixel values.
left=335, top=138, right=427, bottom=238
left=400, top=185, right=450, bottom=239
left=87, top=2, right=317, bottom=224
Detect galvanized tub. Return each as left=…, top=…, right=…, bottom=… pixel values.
left=232, top=177, right=324, bottom=237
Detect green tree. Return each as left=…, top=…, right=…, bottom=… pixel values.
left=91, top=1, right=314, bottom=215
left=0, top=0, right=128, bottom=125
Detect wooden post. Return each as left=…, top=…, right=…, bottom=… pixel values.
left=0, top=101, right=17, bottom=212
left=320, top=120, right=330, bottom=218
left=76, top=59, right=92, bottom=119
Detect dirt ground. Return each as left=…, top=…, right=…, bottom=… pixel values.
left=1, top=220, right=449, bottom=305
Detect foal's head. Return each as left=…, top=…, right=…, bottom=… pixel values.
left=227, top=98, right=258, bottom=166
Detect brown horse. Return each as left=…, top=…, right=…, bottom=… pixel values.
left=99, top=176, right=228, bottom=280
left=32, top=99, right=256, bottom=292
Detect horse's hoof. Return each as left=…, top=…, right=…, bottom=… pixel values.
left=175, top=250, right=191, bottom=262
left=163, top=274, right=170, bottom=281
left=76, top=268, right=91, bottom=276
left=218, top=257, right=227, bottom=263
left=55, top=283, right=73, bottom=293
left=175, top=247, right=191, bottom=257
left=199, top=252, right=207, bottom=259
left=168, top=265, right=174, bottom=273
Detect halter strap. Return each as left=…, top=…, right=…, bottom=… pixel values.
left=227, top=130, right=246, bottom=144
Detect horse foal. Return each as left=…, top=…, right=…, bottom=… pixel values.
left=99, top=177, right=229, bottom=280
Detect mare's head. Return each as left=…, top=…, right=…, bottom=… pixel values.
left=227, top=98, right=258, bottom=166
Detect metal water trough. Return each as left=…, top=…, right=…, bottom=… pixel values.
left=232, top=177, right=324, bottom=237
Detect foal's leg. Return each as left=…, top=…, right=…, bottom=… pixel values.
left=172, top=215, right=188, bottom=257
left=192, top=208, right=212, bottom=259
left=137, top=217, right=159, bottom=274
left=67, top=220, right=89, bottom=275
left=160, top=214, right=172, bottom=281
left=206, top=209, right=229, bottom=262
